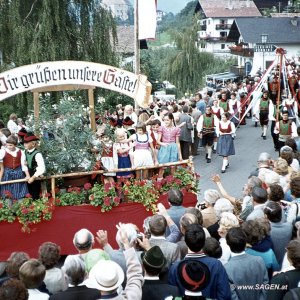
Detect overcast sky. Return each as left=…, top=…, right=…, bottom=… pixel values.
left=157, top=0, right=192, bottom=14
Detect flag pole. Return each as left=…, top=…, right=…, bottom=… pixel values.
left=134, top=0, right=140, bottom=112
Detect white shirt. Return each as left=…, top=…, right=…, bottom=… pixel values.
left=231, top=251, right=246, bottom=257
left=28, top=289, right=49, bottom=300
left=219, top=237, right=231, bottom=265
left=26, top=148, right=46, bottom=177
left=215, top=120, right=236, bottom=137
left=7, top=119, right=18, bottom=135
left=0, top=134, right=7, bottom=146
left=196, top=114, right=219, bottom=133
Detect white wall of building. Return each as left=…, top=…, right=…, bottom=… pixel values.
left=198, top=17, right=234, bottom=57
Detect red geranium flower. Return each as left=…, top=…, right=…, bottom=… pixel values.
left=0, top=203, right=3, bottom=209
left=25, top=193, right=32, bottom=198
left=3, top=190, right=13, bottom=199
left=114, top=196, right=121, bottom=204
left=104, top=183, right=111, bottom=192
left=89, top=194, right=95, bottom=201
left=83, top=183, right=92, bottom=190
left=21, top=208, right=29, bottom=214
left=175, top=179, right=182, bottom=185
left=103, top=197, right=111, bottom=206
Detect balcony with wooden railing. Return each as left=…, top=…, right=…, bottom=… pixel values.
left=215, top=23, right=232, bottom=30
left=228, top=45, right=254, bottom=57
left=201, top=36, right=227, bottom=42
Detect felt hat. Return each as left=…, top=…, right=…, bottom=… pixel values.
left=177, top=260, right=210, bottom=292
left=24, top=133, right=39, bottom=142
left=18, top=128, right=28, bottom=137
left=141, top=246, right=166, bottom=269
left=122, top=117, right=134, bottom=126
left=89, top=260, right=124, bottom=291
left=84, top=249, right=110, bottom=273
left=108, top=117, right=118, bottom=127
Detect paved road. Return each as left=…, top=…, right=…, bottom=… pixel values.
left=193, top=120, right=278, bottom=201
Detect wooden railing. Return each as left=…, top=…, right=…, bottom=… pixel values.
left=0, top=157, right=195, bottom=200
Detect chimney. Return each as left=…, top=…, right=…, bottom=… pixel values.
left=227, top=0, right=234, bottom=10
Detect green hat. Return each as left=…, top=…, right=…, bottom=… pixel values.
left=84, top=249, right=110, bottom=273
left=141, top=245, right=166, bottom=269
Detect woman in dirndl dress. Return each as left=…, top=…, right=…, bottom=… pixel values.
left=121, top=122, right=157, bottom=179
left=216, top=112, right=236, bottom=173
left=113, top=128, right=134, bottom=180
left=157, top=113, right=182, bottom=179
left=0, top=135, right=30, bottom=200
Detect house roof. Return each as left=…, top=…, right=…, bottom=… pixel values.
left=227, top=17, right=300, bottom=44
left=198, top=0, right=261, bottom=18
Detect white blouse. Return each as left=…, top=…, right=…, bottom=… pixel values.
left=0, top=148, right=28, bottom=172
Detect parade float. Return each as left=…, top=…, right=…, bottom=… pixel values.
left=0, top=61, right=198, bottom=259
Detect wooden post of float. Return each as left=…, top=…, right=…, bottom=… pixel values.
left=33, top=92, right=40, bottom=132
left=88, top=88, right=96, bottom=131
left=51, top=177, right=56, bottom=201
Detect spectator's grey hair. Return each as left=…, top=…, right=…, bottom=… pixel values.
left=62, top=255, right=86, bottom=286
left=204, top=189, right=220, bottom=206
left=115, top=223, right=137, bottom=250
left=214, top=198, right=234, bottom=219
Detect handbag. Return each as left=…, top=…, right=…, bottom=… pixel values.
left=187, top=117, right=193, bottom=130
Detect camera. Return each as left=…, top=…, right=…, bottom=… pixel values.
left=197, top=202, right=207, bottom=210
left=136, top=233, right=143, bottom=240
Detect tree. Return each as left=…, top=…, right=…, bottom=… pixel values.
left=0, top=0, right=118, bottom=117
left=160, top=15, right=209, bottom=94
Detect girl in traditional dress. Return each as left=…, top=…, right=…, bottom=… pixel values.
left=282, top=94, right=298, bottom=124
left=228, top=92, right=241, bottom=126
left=0, top=135, right=30, bottom=200
left=99, top=129, right=116, bottom=184
left=216, top=113, right=236, bottom=173
left=211, top=98, right=224, bottom=153
left=121, top=122, right=157, bottom=179
left=113, top=128, right=134, bottom=181
left=157, top=113, right=182, bottom=179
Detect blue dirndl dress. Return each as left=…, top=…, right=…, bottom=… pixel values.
left=0, top=150, right=28, bottom=200
left=158, top=143, right=179, bottom=164
left=116, top=153, right=133, bottom=178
